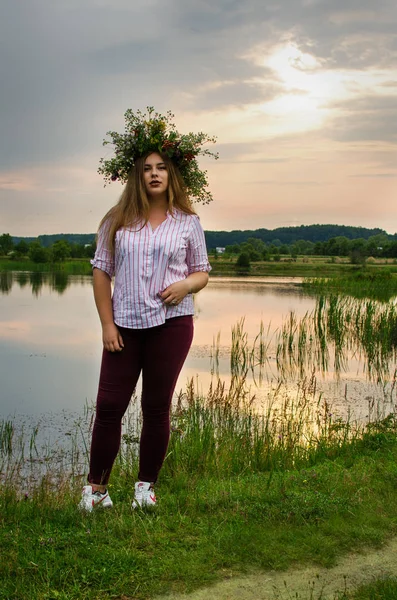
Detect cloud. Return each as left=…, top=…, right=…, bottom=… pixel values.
left=185, top=80, right=282, bottom=111
left=211, top=141, right=293, bottom=163
left=1, top=0, right=396, bottom=235
left=2, top=0, right=396, bottom=169
left=324, top=95, right=397, bottom=142
left=266, top=0, right=397, bottom=70
left=350, top=173, right=397, bottom=178
left=246, top=180, right=322, bottom=185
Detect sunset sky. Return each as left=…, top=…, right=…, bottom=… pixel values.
left=1, top=0, right=396, bottom=236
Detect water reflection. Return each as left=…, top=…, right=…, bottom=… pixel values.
left=0, top=271, right=92, bottom=296
left=51, top=272, right=70, bottom=294
left=16, top=272, right=29, bottom=289
left=30, top=272, right=44, bottom=297
left=0, top=273, right=314, bottom=416
left=1, top=272, right=396, bottom=424
left=0, top=272, right=12, bottom=294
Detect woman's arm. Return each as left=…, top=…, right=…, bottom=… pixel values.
left=93, top=268, right=124, bottom=352
left=161, top=215, right=211, bottom=305
left=160, top=271, right=209, bottom=305
left=185, top=271, right=209, bottom=294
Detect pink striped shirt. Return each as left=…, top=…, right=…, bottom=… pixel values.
left=91, top=210, right=211, bottom=329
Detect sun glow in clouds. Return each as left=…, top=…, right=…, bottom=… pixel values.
left=259, top=43, right=346, bottom=134
left=249, top=42, right=395, bottom=138
left=172, top=39, right=395, bottom=150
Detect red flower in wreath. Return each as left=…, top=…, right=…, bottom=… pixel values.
left=162, top=140, right=175, bottom=151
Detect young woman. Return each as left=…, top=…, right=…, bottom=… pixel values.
left=79, top=110, right=216, bottom=511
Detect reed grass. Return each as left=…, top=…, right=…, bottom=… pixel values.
left=334, top=578, right=397, bottom=600
left=303, top=270, right=397, bottom=302
left=206, top=296, right=397, bottom=390
left=207, top=292, right=397, bottom=387
left=1, top=370, right=394, bottom=496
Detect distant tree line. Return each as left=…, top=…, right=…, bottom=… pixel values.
left=11, top=233, right=96, bottom=248
left=204, top=224, right=394, bottom=249
left=0, top=234, right=96, bottom=263
left=2, top=224, right=397, bottom=265
left=9, top=224, right=396, bottom=253
left=211, top=233, right=397, bottom=265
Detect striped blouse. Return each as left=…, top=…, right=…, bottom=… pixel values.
left=91, top=210, right=212, bottom=329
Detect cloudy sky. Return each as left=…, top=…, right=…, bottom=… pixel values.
left=1, top=0, right=396, bottom=236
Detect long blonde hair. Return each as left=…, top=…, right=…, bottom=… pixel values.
left=98, top=152, right=196, bottom=255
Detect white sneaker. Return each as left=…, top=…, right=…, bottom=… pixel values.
left=78, top=485, right=113, bottom=512
left=132, top=481, right=157, bottom=509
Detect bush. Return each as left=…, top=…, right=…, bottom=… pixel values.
left=249, top=250, right=262, bottom=262
left=0, top=233, right=14, bottom=255
left=50, top=240, right=71, bottom=263
left=236, top=252, right=250, bottom=269
left=349, top=250, right=366, bottom=265
left=29, top=242, right=49, bottom=264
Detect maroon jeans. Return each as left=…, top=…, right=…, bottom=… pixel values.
left=88, top=316, right=193, bottom=485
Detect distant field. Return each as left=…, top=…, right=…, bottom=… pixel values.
left=1, top=255, right=397, bottom=278
left=208, top=255, right=397, bottom=277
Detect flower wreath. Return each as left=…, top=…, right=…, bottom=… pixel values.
left=98, top=107, right=219, bottom=204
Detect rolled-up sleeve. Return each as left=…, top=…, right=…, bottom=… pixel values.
left=186, top=215, right=212, bottom=275
left=90, top=219, right=115, bottom=278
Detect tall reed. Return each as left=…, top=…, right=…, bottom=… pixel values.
left=273, top=295, right=397, bottom=383
left=161, top=371, right=380, bottom=480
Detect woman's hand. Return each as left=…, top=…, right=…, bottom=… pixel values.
left=160, top=280, right=191, bottom=307
left=102, top=323, right=124, bottom=352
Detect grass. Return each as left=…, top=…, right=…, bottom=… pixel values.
left=2, top=374, right=397, bottom=599
left=0, top=258, right=93, bottom=275
left=209, top=294, right=397, bottom=385
left=209, top=257, right=397, bottom=278
left=303, top=270, right=397, bottom=302
left=337, top=578, right=397, bottom=599
left=271, top=294, right=397, bottom=383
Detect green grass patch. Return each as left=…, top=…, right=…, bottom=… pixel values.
left=337, top=578, right=397, bottom=599
left=0, top=259, right=93, bottom=275
left=303, top=270, right=397, bottom=302
left=209, top=258, right=397, bottom=278
left=2, top=385, right=397, bottom=599
left=2, top=445, right=397, bottom=599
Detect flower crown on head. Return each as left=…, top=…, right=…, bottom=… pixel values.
left=98, top=107, right=219, bottom=204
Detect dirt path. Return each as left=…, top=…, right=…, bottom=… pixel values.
left=154, top=538, right=397, bottom=600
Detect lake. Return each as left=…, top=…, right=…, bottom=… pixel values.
left=0, top=271, right=393, bottom=425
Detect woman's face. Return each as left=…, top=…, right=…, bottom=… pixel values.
left=143, top=152, right=169, bottom=198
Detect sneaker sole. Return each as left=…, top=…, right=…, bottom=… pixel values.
left=78, top=500, right=113, bottom=512
left=132, top=500, right=156, bottom=510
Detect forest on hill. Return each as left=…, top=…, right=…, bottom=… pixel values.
left=204, top=224, right=394, bottom=249
left=10, top=224, right=395, bottom=250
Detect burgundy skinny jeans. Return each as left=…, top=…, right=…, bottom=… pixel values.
left=88, top=316, right=193, bottom=485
